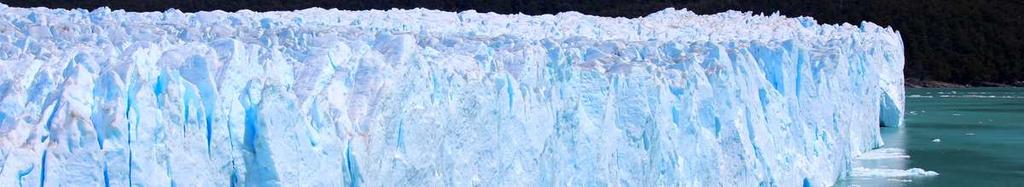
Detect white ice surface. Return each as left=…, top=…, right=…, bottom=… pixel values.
left=0, top=3, right=904, bottom=186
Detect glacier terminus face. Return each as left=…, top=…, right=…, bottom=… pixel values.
left=0, top=3, right=904, bottom=186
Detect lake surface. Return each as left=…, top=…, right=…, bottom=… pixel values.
left=838, top=88, right=1024, bottom=186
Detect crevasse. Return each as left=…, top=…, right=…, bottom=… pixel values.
left=0, top=4, right=903, bottom=186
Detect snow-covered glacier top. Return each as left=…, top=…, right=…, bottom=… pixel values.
left=0, top=3, right=903, bottom=187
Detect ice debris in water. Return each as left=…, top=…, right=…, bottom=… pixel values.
left=0, top=3, right=904, bottom=187
left=855, top=148, right=910, bottom=160
left=851, top=146, right=940, bottom=181
left=851, top=167, right=940, bottom=178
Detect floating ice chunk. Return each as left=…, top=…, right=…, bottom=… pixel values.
left=856, top=148, right=910, bottom=160
left=887, top=178, right=913, bottom=183
left=851, top=167, right=940, bottom=178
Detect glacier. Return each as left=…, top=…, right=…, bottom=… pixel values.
left=0, top=3, right=904, bottom=186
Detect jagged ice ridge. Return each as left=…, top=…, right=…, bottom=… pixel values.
left=0, top=3, right=904, bottom=186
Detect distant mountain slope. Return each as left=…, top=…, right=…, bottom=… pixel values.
left=3, top=0, right=1022, bottom=84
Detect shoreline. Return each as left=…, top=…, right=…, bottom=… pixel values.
left=904, top=79, right=1023, bottom=88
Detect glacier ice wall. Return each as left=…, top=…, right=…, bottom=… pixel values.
left=0, top=4, right=904, bottom=186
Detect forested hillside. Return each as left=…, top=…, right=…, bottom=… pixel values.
left=4, top=0, right=1022, bottom=85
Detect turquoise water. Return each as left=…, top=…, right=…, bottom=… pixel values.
left=838, top=88, right=1024, bottom=186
